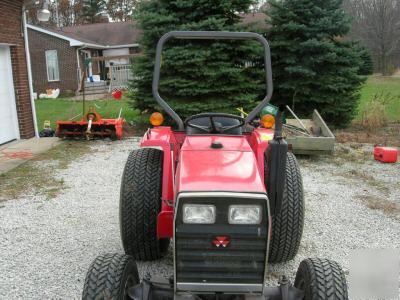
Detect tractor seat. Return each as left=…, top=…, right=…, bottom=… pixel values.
left=186, top=116, right=242, bottom=135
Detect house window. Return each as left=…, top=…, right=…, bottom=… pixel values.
left=45, top=50, right=59, bottom=81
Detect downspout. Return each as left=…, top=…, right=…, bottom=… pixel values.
left=22, top=7, right=39, bottom=138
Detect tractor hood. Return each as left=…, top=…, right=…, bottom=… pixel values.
left=176, top=136, right=266, bottom=194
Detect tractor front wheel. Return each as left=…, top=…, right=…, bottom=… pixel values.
left=82, top=253, right=139, bottom=300
left=294, top=258, right=348, bottom=299
left=120, top=148, right=170, bottom=261
left=267, top=152, right=304, bottom=263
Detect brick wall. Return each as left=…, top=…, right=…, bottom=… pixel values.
left=0, top=0, right=35, bottom=139
left=28, top=28, right=79, bottom=94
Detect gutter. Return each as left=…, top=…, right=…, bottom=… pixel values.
left=101, top=43, right=139, bottom=49
left=22, top=6, right=39, bottom=138
left=73, top=42, right=140, bottom=49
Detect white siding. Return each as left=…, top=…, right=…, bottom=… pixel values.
left=103, top=48, right=130, bottom=67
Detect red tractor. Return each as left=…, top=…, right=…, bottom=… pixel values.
left=82, top=32, right=348, bottom=300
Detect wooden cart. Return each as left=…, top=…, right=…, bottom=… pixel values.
left=285, top=109, right=335, bottom=155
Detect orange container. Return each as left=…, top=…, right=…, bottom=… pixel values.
left=374, top=146, right=398, bottom=163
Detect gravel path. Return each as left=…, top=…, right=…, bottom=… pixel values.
left=0, top=140, right=399, bottom=299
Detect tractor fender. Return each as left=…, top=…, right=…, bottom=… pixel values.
left=248, top=128, right=275, bottom=182
left=141, top=126, right=179, bottom=238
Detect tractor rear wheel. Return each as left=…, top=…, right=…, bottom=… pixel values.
left=294, top=258, right=348, bottom=299
left=82, top=253, right=139, bottom=300
left=120, top=148, right=170, bottom=261
left=267, top=152, right=304, bottom=263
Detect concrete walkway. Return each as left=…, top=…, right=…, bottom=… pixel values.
left=0, top=138, right=60, bottom=174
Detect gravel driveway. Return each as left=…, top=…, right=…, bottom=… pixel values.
left=0, top=139, right=399, bottom=299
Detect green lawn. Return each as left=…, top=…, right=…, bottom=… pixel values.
left=35, top=76, right=400, bottom=130
left=357, top=76, right=400, bottom=121
left=35, top=97, right=140, bottom=130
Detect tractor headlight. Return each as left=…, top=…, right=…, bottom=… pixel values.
left=183, top=204, right=216, bottom=224
left=229, top=205, right=262, bottom=224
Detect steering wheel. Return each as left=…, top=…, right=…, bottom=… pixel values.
left=185, top=113, right=245, bottom=134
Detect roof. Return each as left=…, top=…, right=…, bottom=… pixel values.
left=60, top=22, right=141, bottom=47
left=27, top=22, right=140, bottom=49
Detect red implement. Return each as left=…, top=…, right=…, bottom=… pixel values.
left=56, top=108, right=124, bottom=140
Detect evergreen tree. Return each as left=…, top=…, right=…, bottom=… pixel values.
left=129, top=0, right=266, bottom=121
left=83, top=0, right=106, bottom=23
left=356, top=44, right=374, bottom=76
left=266, top=0, right=366, bottom=126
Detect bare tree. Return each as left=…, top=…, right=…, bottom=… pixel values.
left=106, top=0, right=137, bottom=22
left=27, top=0, right=138, bottom=26
left=57, top=0, right=85, bottom=26
left=344, top=0, right=400, bottom=75
left=26, top=0, right=85, bottom=27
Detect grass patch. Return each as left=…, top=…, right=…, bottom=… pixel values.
left=335, top=123, right=400, bottom=147
left=335, top=166, right=389, bottom=195
left=357, top=76, right=400, bottom=121
left=331, top=143, right=370, bottom=165
left=0, top=141, right=91, bottom=201
left=35, top=97, right=140, bottom=130
left=355, top=195, right=399, bottom=220
left=332, top=144, right=391, bottom=192
left=42, top=141, right=92, bottom=169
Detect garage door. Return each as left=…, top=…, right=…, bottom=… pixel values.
left=0, top=46, right=20, bottom=145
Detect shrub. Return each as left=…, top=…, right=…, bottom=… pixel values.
left=384, top=64, right=397, bottom=76
left=357, top=44, right=374, bottom=76
left=359, top=92, right=398, bottom=130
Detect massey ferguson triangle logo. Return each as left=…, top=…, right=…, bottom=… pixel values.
left=213, top=236, right=230, bottom=248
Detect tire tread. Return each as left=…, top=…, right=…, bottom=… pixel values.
left=119, top=148, right=168, bottom=261
left=267, top=152, right=304, bottom=263
left=82, top=253, right=138, bottom=300
left=295, top=258, right=348, bottom=299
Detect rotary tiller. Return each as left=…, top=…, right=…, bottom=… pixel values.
left=56, top=107, right=124, bottom=140
left=56, top=53, right=124, bottom=140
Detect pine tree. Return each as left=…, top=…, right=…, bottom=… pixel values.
left=266, top=0, right=366, bottom=126
left=83, top=0, right=106, bottom=24
left=129, top=0, right=266, bottom=122
left=357, top=44, right=374, bottom=76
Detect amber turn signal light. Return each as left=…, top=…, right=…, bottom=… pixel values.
left=261, top=114, right=275, bottom=129
left=150, top=112, right=164, bottom=126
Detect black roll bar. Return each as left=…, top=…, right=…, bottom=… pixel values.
left=152, top=31, right=273, bottom=130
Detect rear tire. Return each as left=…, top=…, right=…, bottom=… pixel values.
left=294, top=258, right=348, bottom=299
left=82, top=253, right=139, bottom=300
left=120, top=148, right=170, bottom=261
left=267, top=152, right=304, bottom=263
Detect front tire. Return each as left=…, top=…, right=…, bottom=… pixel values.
left=120, top=148, right=170, bottom=261
left=267, top=152, right=304, bottom=263
left=82, top=253, right=139, bottom=300
left=294, top=258, right=348, bottom=299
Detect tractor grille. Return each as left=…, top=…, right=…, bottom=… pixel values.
left=175, top=195, right=268, bottom=287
